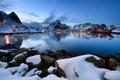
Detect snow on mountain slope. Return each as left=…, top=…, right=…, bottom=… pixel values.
left=0, top=11, right=29, bottom=33
left=23, top=21, right=45, bottom=32
left=73, top=23, right=103, bottom=30
left=47, top=20, right=70, bottom=30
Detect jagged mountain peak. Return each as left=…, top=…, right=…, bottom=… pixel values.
left=0, top=11, right=9, bottom=22
left=8, top=12, right=22, bottom=23
left=47, top=19, right=70, bottom=30
left=54, top=19, right=61, bottom=23
left=0, top=11, right=29, bottom=33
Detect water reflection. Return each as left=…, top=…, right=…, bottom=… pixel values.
left=21, top=32, right=120, bottom=55
left=0, top=32, right=120, bottom=55
left=4, top=35, right=10, bottom=44
left=62, top=32, right=117, bottom=40
left=0, top=34, right=23, bottom=49
left=47, top=32, right=70, bottom=41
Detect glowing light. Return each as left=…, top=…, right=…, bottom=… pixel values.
left=4, top=35, right=10, bottom=44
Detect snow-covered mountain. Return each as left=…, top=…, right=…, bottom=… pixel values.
left=73, top=23, right=107, bottom=30
left=47, top=20, right=70, bottom=30
left=73, top=22, right=120, bottom=33
left=0, top=11, right=29, bottom=33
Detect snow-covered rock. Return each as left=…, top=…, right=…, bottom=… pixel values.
left=26, top=55, right=41, bottom=65
left=0, top=68, right=42, bottom=80
left=0, top=49, right=9, bottom=53
left=13, top=53, right=26, bottom=63
left=104, top=71, right=120, bottom=80
left=47, top=66, right=56, bottom=73
left=7, top=66, right=19, bottom=74
left=16, top=63, right=28, bottom=76
left=56, top=54, right=109, bottom=80
left=0, top=61, right=7, bottom=68
left=35, top=70, right=42, bottom=75
left=25, top=68, right=38, bottom=77
left=42, top=74, right=68, bottom=80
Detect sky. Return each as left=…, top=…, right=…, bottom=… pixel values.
left=0, top=0, right=120, bottom=26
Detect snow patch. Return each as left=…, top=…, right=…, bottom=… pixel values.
left=56, top=54, right=109, bottom=80
left=7, top=66, right=19, bottom=74
left=47, top=66, right=56, bottom=73
left=25, top=68, right=38, bottom=77
left=26, top=55, right=41, bottom=65
left=43, top=74, right=68, bottom=80
left=0, top=49, right=9, bottom=53
left=16, top=63, right=28, bottom=76
left=104, top=71, right=120, bottom=80
left=0, top=61, right=7, bottom=68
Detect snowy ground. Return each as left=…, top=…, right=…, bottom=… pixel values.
left=0, top=54, right=120, bottom=80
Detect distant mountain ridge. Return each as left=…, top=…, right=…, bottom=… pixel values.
left=0, top=11, right=119, bottom=33
left=73, top=22, right=120, bottom=33
left=47, top=20, right=70, bottom=30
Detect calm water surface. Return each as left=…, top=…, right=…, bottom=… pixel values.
left=0, top=32, right=120, bottom=55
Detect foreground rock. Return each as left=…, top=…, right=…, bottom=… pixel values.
left=0, top=48, right=120, bottom=80
left=26, top=55, right=41, bottom=68
left=104, top=71, right=120, bottom=80
left=41, top=55, right=55, bottom=66
left=16, top=63, right=28, bottom=76
left=86, top=54, right=120, bottom=70
left=56, top=55, right=109, bottom=80
left=109, top=58, right=120, bottom=70
left=13, top=54, right=26, bottom=63
left=85, top=56, right=106, bottom=68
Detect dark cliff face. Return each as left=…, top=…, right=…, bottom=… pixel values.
left=47, top=20, right=70, bottom=30
left=0, top=13, right=4, bottom=22
left=8, top=12, right=22, bottom=23
left=0, top=11, right=7, bottom=22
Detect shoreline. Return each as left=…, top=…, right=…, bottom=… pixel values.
left=0, top=48, right=120, bottom=79
left=0, top=31, right=120, bottom=35
left=0, top=48, right=120, bottom=68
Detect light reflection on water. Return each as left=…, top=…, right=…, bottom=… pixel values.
left=0, top=32, right=120, bottom=55
left=21, top=32, right=120, bottom=55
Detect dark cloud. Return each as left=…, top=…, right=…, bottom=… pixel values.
left=58, top=16, right=69, bottom=22
left=23, top=11, right=70, bottom=26
left=23, top=21, right=43, bottom=28
left=22, top=11, right=40, bottom=18
left=0, top=0, right=12, bottom=11
left=42, top=11, right=69, bottom=24
left=42, top=11, right=55, bottom=24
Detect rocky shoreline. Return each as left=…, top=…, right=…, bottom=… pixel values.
left=0, top=48, right=120, bottom=78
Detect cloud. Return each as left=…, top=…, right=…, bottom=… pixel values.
left=58, top=16, right=69, bottom=22
left=22, top=11, right=40, bottom=18
left=42, top=11, right=55, bottom=24
left=42, top=11, right=69, bottom=24
left=0, top=0, right=12, bottom=11
left=23, top=21, right=43, bottom=28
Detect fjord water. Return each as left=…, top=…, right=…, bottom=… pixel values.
left=21, top=32, right=120, bottom=55
left=0, top=32, right=120, bottom=55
